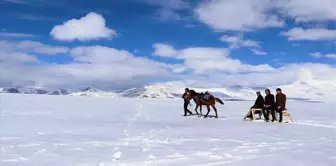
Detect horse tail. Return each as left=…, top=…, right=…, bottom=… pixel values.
left=215, top=98, right=224, bottom=105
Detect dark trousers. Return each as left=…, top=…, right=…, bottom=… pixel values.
left=184, top=101, right=192, bottom=116
left=262, top=107, right=275, bottom=121
left=276, top=106, right=285, bottom=122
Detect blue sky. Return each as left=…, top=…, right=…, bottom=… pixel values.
left=0, top=0, right=335, bottom=90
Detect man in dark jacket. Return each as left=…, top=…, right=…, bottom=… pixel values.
left=244, top=91, right=264, bottom=120
left=263, top=89, right=276, bottom=122
left=182, top=88, right=193, bottom=116
left=252, top=91, right=264, bottom=108
left=275, top=88, right=286, bottom=123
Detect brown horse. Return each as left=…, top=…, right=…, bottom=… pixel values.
left=184, top=90, right=224, bottom=118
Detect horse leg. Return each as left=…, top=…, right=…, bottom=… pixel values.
left=211, top=104, right=218, bottom=119
left=204, top=105, right=211, bottom=118
left=195, top=104, right=199, bottom=115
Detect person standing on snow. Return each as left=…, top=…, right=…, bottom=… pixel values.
left=262, top=89, right=276, bottom=122
left=275, top=88, right=286, bottom=123
left=182, top=88, right=193, bottom=116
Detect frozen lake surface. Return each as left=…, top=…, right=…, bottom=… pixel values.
left=1, top=93, right=335, bottom=166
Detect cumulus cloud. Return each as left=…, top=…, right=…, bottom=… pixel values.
left=281, top=28, right=336, bottom=41
left=220, top=35, right=261, bottom=49
left=310, top=52, right=336, bottom=59
left=0, top=42, right=176, bottom=90
left=183, top=63, right=336, bottom=87
left=50, top=12, right=117, bottom=41
left=278, top=0, right=336, bottom=22
left=153, top=43, right=273, bottom=74
left=0, top=40, right=68, bottom=55
left=194, top=0, right=336, bottom=32
left=1, top=39, right=335, bottom=90
left=153, top=43, right=178, bottom=57
left=194, top=0, right=285, bottom=32
left=0, top=51, right=39, bottom=64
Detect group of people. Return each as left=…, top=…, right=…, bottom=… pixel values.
left=244, top=88, right=287, bottom=123
left=181, top=87, right=287, bottom=122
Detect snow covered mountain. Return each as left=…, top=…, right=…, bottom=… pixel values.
left=0, top=86, right=70, bottom=95
left=0, top=87, right=20, bottom=93
left=269, top=79, right=336, bottom=103
left=69, top=87, right=117, bottom=98
left=0, top=86, right=50, bottom=94
left=49, top=89, right=70, bottom=95
left=1, top=78, right=335, bottom=102
left=118, top=83, right=183, bottom=99
left=118, top=82, right=256, bottom=100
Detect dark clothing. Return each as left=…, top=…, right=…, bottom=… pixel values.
left=263, top=108, right=276, bottom=122
left=276, top=106, right=285, bottom=122
left=182, top=92, right=192, bottom=116
left=263, top=94, right=276, bottom=121
left=183, top=101, right=192, bottom=116
left=276, top=93, right=286, bottom=108
left=182, top=92, right=187, bottom=99
left=253, top=95, right=264, bottom=108
left=264, top=94, right=275, bottom=107
left=275, top=93, right=286, bottom=123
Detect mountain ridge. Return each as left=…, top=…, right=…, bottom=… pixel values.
left=1, top=79, right=335, bottom=102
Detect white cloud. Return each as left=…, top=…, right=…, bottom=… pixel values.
left=278, top=0, right=336, bottom=22
left=0, top=32, right=35, bottom=38
left=194, top=0, right=285, bottom=32
left=0, top=51, right=39, bottom=64
left=281, top=28, right=336, bottom=41
left=0, top=40, right=68, bottom=55
left=0, top=44, right=176, bottom=89
left=251, top=49, right=267, bottom=55
left=1, top=40, right=335, bottom=90
left=310, top=52, right=323, bottom=58
left=310, top=52, right=336, bottom=59
left=184, top=63, right=336, bottom=87
left=50, top=12, right=117, bottom=41
left=220, top=35, right=261, bottom=49
left=194, top=0, right=336, bottom=32
left=325, top=54, right=336, bottom=59
left=153, top=43, right=273, bottom=73
left=153, top=43, right=178, bottom=57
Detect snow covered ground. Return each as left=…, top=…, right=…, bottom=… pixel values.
left=1, top=93, right=335, bottom=166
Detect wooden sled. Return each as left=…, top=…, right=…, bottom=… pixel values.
left=271, top=109, right=294, bottom=123
left=244, top=108, right=263, bottom=120
left=245, top=108, right=294, bottom=123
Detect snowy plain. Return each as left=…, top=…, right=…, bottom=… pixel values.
left=0, top=93, right=335, bottom=166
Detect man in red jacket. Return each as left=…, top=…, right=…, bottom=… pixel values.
left=275, top=88, right=286, bottom=123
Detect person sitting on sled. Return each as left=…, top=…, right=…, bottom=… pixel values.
left=262, top=89, right=276, bottom=122
left=244, top=91, right=264, bottom=120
